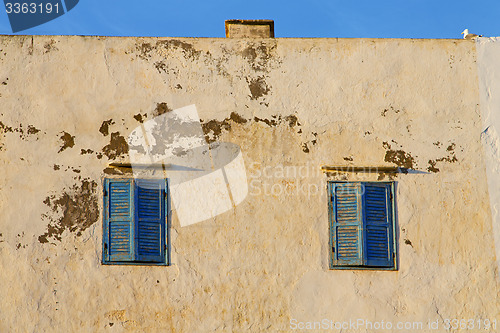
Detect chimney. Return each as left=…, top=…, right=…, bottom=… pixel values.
left=225, top=20, right=274, bottom=38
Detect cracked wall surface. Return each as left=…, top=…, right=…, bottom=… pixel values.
left=0, top=36, right=498, bottom=332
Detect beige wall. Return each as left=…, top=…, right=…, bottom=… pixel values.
left=0, top=36, right=498, bottom=332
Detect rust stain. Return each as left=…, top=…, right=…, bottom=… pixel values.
left=58, top=132, right=75, bottom=153
left=102, top=132, right=129, bottom=160
left=39, top=179, right=99, bottom=243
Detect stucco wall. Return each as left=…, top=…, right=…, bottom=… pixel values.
left=0, top=36, right=498, bottom=332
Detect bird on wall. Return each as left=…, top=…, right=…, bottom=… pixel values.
left=461, top=29, right=482, bottom=40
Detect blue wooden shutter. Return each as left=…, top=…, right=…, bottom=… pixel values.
left=104, top=179, right=134, bottom=262
left=330, top=183, right=363, bottom=266
left=135, top=179, right=165, bottom=263
left=362, top=183, right=394, bottom=267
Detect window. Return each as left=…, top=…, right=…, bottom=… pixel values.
left=328, top=181, right=397, bottom=270
left=102, top=178, right=169, bottom=265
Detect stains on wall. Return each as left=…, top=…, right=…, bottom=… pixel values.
left=102, top=132, right=129, bottom=160
left=381, top=106, right=402, bottom=117
left=153, top=102, right=172, bottom=117
left=0, top=121, right=42, bottom=140
left=38, top=179, right=99, bottom=243
left=58, top=132, right=75, bottom=153
left=99, top=119, right=114, bottom=136
left=241, top=43, right=277, bottom=72
left=382, top=141, right=416, bottom=169
left=202, top=112, right=248, bottom=144
left=201, top=112, right=316, bottom=154
left=427, top=143, right=458, bottom=173
left=43, top=40, right=58, bottom=53
left=133, top=113, right=147, bottom=123
left=247, top=76, right=271, bottom=100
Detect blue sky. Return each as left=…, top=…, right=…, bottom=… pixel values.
left=0, top=0, right=499, bottom=38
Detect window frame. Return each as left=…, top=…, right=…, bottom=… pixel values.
left=102, top=177, right=170, bottom=266
left=328, top=181, right=398, bottom=271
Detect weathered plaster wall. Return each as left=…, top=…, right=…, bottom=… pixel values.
left=0, top=36, right=498, bottom=332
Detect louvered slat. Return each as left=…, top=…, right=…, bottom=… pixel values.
left=135, top=179, right=164, bottom=262
left=331, top=183, right=362, bottom=266
left=363, top=183, right=393, bottom=267
left=106, top=179, right=134, bottom=261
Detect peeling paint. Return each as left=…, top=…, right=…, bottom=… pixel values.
left=102, top=132, right=129, bottom=159
left=153, top=102, right=172, bottom=117
left=99, top=119, right=114, bottom=137
left=133, top=113, right=147, bottom=123
left=384, top=150, right=415, bottom=169
left=80, top=149, right=93, bottom=155
left=202, top=112, right=247, bottom=143
left=58, top=132, right=75, bottom=153
left=427, top=155, right=458, bottom=173
left=38, top=180, right=98, bottom=243
left=247, top=76, right=271, bottom=100
left=241, top=43, right=277, bottom=71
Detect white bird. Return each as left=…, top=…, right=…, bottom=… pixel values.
left=461, top=29, right=482, bottom=40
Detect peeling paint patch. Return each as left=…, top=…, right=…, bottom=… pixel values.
left=58, top=132, right=75, bottom=153
left=285, top=115, right=300, bottom=128
left=343, top=156, right=353, bottom=161
left=253, top=116, right=277, bottom=127
left=0, top=121, right=41, bottom=140
left=0, top=121, right=14, bottom=133
left=427, top=155, right=458, bottom=173
left=157, top=40, right=202, bottom=60
left=427, top=142, right=458, bottom=173
left=80, top=149, right=94, bottom=155
left=153, top=102, right=172, bottom=117
left=102, top=132, right=129, bottom=159
left=99, top=119, right=114, bottom=136
left=384, top=150, right=415, bottom=169
left=53, top=164, right=60, bottom=170
left=247, top=76, right=271, bottom=100
left=27, top=125, right=40, bottom=135
left=302, top=143, right=309, bottom=153
left=404, top=239, right=413, bottom=247
left=241, top=43, right=277, bottom=71
left=202, top=112, right=247, bottom=143
left=39, top=180, right=99, bottom=243
left=133, top=113, right=147, bottom=123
